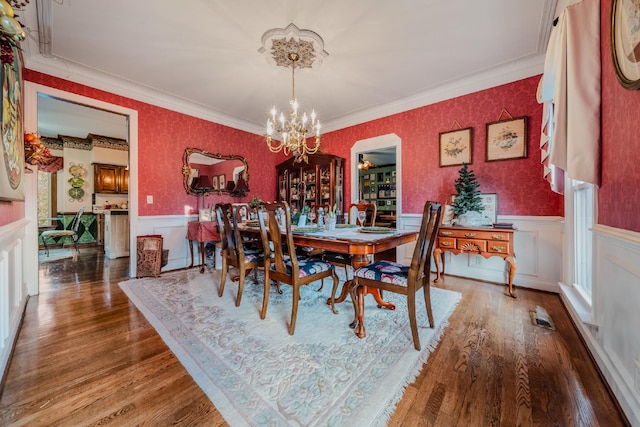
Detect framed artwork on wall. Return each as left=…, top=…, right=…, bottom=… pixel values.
left=218, top=174, right=225, bottom=191
left=485, top=117, right=528, bottom=161
left=611, top=0, right=640, bottom=90
left=0, top=45, right=24, bottom=201
left=212, top=176, right=219, bottom=190
left=438, top=127, right=473, bottom=167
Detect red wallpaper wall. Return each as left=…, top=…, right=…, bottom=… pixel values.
left=600, top=0, right=640, bottom=232
left=23, top=70, right=282, bottom=217
left=320, top=76, right=564, bottom=216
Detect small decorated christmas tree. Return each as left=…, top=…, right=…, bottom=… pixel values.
left=452, top=163, right=484, bottom=217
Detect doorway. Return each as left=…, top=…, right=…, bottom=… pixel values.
left=24, top=82, right=140, bottom=292
left=350, top=133, right=401, bottom=220
left=350, top=134, right=402, bottom=261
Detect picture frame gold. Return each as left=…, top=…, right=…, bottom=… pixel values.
left=218, top=174, right=226, bottom=190
left=611, top=0, right=640, bottom=90
left=438, top=127, right=473, bottom=167
left=0, top=45, right=24, bottom=201
left=485, top=117, right=528, bottom=162
left=211, top=175, right=219, bottom=190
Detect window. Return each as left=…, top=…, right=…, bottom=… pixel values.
left=572, top=180, right=595, bottom=305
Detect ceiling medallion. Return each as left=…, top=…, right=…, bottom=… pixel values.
left=258, top=23, right=329, bottom=68
left=260, top=24, right=328, bottom=163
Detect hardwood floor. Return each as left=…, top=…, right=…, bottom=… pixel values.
left=0, top=248, right=629, bottom=426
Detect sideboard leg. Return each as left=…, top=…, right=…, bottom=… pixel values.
left=433, top=248, right=443, bottom=282
left=506, top=255, right=517, bottom=298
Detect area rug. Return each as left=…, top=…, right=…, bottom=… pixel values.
left=38, top=248, right=75, bottom=263
left=119, top=269, right=461, bottom=426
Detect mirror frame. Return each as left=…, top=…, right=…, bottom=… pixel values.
left=182, top=148, right=250, bottom=196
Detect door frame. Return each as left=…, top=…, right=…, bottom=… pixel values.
left=350, top=133, right=402, bottom=226
left=24, top=82, right=140, bottom=289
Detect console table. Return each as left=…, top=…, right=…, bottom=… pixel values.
left=433, top=225, right=518, bottom=297
left=186, top=221, right=220, bottom=273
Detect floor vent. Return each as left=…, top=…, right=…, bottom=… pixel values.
left=530, top=306, right=556, bottom=330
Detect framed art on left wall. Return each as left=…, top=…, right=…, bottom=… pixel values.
left=0, top=44, right=24, bottom=201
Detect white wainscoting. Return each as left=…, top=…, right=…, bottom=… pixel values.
left=399, top=215, right=564, bottom=293
left=0, top=219, right=28, bottom=379
left=561, top=225, right=640, bottom=426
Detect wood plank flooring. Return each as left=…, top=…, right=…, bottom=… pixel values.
left=0, top=248, right=629, bottom=426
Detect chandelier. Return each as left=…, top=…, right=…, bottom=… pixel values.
left=357, top=154, right=376, bottom=171
left=265, top=46, right=321, bottom=163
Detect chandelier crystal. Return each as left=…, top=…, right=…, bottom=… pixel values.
left=265, top=50, right=321, bottom=163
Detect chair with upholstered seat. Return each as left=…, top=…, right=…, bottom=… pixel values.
left=352, top=200, right=442, bottom=350
left=322, top=202, right=377, bottom=280
left=215, top=203, right=267, bottom=307
left=41, top=207, right=85, bottom=256
left=257, top=201, right=339, bottom=334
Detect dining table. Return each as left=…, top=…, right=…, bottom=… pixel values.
left=240, top=223, right=418, bottom=338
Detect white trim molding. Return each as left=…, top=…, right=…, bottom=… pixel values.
left=561, top=224, right=640, bottom=426
left=0, top=219, right=29, bottom=379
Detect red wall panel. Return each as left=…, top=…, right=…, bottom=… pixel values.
left=23, top=70, right=280, bottom=217
left=600, top=0, right=640, bottom=232
left=320, top=76, right=564, bottom=216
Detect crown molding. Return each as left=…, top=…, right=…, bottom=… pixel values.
left=22, top=45, right=544, bottom=138
left=322, top=54, right=545, bottom=133
left=23, top=51, right=266, bottom=136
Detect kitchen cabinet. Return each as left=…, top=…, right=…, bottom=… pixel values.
left=94, top=163, right=129, bottom=194
left=276, top=154, right=344, bottom=215
left=104, top=211, right=130, bottom=259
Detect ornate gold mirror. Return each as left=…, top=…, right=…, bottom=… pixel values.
left=182, top=148, right=250, bottom=196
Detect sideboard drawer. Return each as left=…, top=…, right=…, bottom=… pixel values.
left=439, top=228, right=510, bottom=241
left=457, top=238, right=486, bottom=252
left=437, top=237, right=455, bottom=248
left=488, top=241, right=510, bottom=254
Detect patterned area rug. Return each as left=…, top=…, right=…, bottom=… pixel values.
left=119, top=269, right=461, bottom=426
left=38, top=248, right=75, bottom=263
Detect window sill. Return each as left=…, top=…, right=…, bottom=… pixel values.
left=559, top=282, right=597, bottom=327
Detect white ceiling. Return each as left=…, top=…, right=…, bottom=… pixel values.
left=21, top=0, right=558, bottom=139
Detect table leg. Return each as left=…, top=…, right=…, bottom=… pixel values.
left=328, top=254, right=387, bottom=305
left=189, top=240, right=195, bottom=268
left=355, top=284, right=367, bottom=338
left=433, top=248, right=444, bottom=282
left=199, top=242, right=206, bottom=274
left=505, top=255, right=517, bottom=298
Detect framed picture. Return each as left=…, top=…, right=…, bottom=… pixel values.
left=485, top=117, right=528, bottom=161
left=479, top=193, right=498, bottom=224
left=441, top=205, right=455, bottom=226
left=218, top=174, right=225, bottom=190
left=0, top=44, right=24, bottom=201
left=611, top=0, right=640, bottom=90
left=450, top=193, right=498, bottom=225
left=212, top=176, right=219, bottom=190
left=198, top=208, right=212, bottom=222
left=439, top=127, right=473, bottom=167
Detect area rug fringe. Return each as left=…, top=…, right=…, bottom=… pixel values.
left=120, top=270, right=461, bottom=426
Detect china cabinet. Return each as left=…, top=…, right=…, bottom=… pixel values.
left=276, top=154, right=345, bottom=215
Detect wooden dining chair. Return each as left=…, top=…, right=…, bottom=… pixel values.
left=352, top=200, right=442, bottom=350
left=215, top=203, right=267, bottom=307
left=323, top=202, right=377, bottom=280
left=257, top=201, right=340, bottom=335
